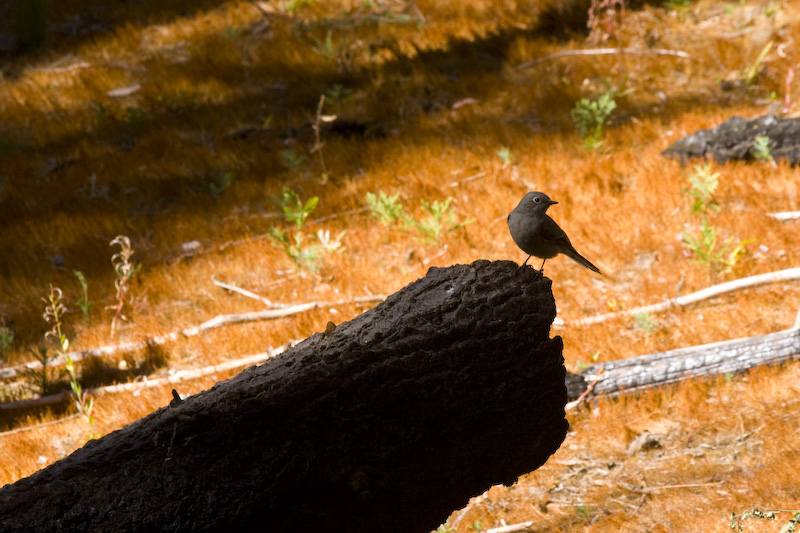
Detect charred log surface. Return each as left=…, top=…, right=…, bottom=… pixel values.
left=0, top=260, right=568, bottom=533
left=662, top=114, right=800, bottom=164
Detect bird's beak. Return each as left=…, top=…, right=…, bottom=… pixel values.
left=548, top=200, right=559, bottom=205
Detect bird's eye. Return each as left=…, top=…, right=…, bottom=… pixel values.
left=533, top=197, right=541, bottom=203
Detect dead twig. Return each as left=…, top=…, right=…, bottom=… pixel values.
left=570, top=267, right=800, bottom=327
left=566, top=368, right=604, bottom=411
left=0, top=295, right=385, bottom=380
left=516, top=47, right=691, bottom=70
left=211, top=275, right=274, bottom=307
left=0, top=413, right=80, bottom=437
left=486, top=521, right=534, bottom=533
left=0, top=343, right=296, bottom=413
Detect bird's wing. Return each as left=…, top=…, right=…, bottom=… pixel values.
left=539, top=216, right=572, bottom=246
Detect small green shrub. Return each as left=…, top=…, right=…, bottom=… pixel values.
left=681, top=219, right=753, bottom=275
left=685, top=164, right=721, bottom=214
left=750, top=134, right=773, bottom=162
left=571, top=91, right=617, bottom=150
left=269, top=188, right=343, bottom=272
left=403, top=198, right=474, bottom=243
left=366, top=191, right=404, bottom=225
left=73, top=270, right=94, bottom=322
left=496, top=146, right=513, bottom=167
left=277, top=187, right=319, bottom=228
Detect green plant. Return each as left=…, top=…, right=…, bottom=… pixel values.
left=575, top=350, right=601, bottom=371
left=76, top=173, right=110, bottom=201
left=209, top=171, right=236, bottom=198
left=571, top=91, right=617, bottom=150
left=65, top=355, right=95, bottom=430
left=276, top=187, right=319, bottom=228
left=743, top=41, right=773, bottom=85
left=403, top=198, right=474, bottom=243
left=633, top=312, right=658, bottom=335
left=280, top=149, right=308, bottom=174
left=730, top=508, right=800, bottom=532
left=19, top=346, right=62, bottom=397
left=496, top=146, right=513, bottom=167
left=468, top=518, right=484, bottom=531
left=268, top=227, right=344, bottom=272
left=750, top=134, right=773, bottom=162
left=0, top=321, right=14, bottom=361
left=108, top=235, right=141, bottom=335
left=366, top=191, right=405, bottom=225
left=269, top=189, right=343, bottom=272
left=224, top=25, right=242, bottom=38
left=285, top=0, right=313, bottom=12
left=312, top=30, right=339, bottom=60
left=123, top=106, right=146, bottom=129
left=436, top=521, right=455, bottom=533
left=685, top=164, right=721, bottom=214
left=325, top=84, right=352, bottom=105
left=90, top=101, right=107, bottom=123
left=663, top=0, right=692, bottom=10
left=42, top=286, right=95, bottom=430
left=681, top=219, right=753, bottom=275
left=74, top=270, right=94, bottom=322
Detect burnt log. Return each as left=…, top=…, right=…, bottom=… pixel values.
left=0, top=260, right=568, bottom=533
left=661, top=114, right=800, bottom=164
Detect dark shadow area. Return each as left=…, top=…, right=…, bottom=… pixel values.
left=0, top=0, right=230, bottom=74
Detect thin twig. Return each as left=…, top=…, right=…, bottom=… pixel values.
left=448, top=171, right=487, bottom=188
left=0, top=295, right=386, bottom=379
left=211, top=275, right=274, bottom=307
left=486, top=521, right=534, bottom=533
left=0, top=343, right=297, bottom=413
left=570, top=267, right=800, bottom=327
left=0, top=413, right=80, bottom=437
left=768, top=211, right=800, bottom=220
left=566, top=368, right=604, bottom=411
left=516, top=47, right=691, bottom=70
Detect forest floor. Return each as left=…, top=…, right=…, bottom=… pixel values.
left=1, top=0, right=799, bottom=531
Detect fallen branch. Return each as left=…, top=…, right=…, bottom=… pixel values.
left=0, top=295, right=385, bottom=380
left=570, top=267, right=800, bottom=327
left=768, top=211, right=800, bottom=220
left=516, top=47, right=691, bottom=70
left=574, top=314, right=800, bottom=399
left=211, top=275, right=274, bottom=306
left=487, top=521, right=534, bottom=533
left=0, top=413, right=80, bottom=437
left=0, top=342, right=296, bottom=412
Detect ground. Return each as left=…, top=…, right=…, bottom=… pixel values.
left=1, top=0, right=799, bottom=531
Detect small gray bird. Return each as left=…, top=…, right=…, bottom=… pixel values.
left=507, top=191, right=601, bottom=275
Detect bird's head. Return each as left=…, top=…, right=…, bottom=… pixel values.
left=522, top=191, right=558, bottom=212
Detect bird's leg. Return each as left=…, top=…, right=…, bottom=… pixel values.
left=520, top=255, right=532, bottom=268
left=536, top=259, right=547, bottom=278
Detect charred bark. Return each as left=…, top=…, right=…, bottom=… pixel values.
left=662, top=114, right=800, bottom=165
left=0, top=260, right=568, bottom=533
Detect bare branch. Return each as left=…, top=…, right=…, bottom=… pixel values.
left=516, top=47, right=691, bottom=70
left=211, top=275, right=274, bottom=307
left=569, top=267, right=800, bottom=327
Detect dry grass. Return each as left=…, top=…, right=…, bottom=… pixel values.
left=1, top=0, right=800, bottom=530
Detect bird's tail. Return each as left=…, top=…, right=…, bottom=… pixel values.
left=563, top=247, right=601, bottom=274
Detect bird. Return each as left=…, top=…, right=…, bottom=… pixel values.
left=507, top=191, right=601, bottom=276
